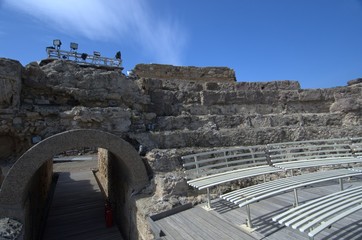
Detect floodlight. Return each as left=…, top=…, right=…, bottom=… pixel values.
left=81, top=53, right=88, bottom=60
left=53, top=39, right=62, bottom=49
left=94, top=51, right=101, bottom=57
left=70, top=42, right=78, bottom=51
left=115, top=51, right=121, bottom=59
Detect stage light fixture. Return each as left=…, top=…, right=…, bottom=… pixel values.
left=94, top=51, right=101, bottom=57
left=81, top=53, right=88, bottom=61
left=115, top=51, right=121, bottom=59
left=53, top=39, right=62, bottom=49
left=70, top=42, right=78, bottom=51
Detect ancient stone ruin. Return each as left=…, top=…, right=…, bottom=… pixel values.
left=0, top=57, right=361, bottom=239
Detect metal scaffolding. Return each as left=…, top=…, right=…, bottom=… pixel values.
left=46, top=39, right=122, bottom=69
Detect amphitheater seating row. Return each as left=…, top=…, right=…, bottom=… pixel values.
left=220, top=168, right=362, bottom=229
left=272, top=185, right=362, bottom=240
left=182, top=137, right=362, bottom=238
left=183, top=137, right=362, bottom=208
left=183, top=145, right=281, bottom=208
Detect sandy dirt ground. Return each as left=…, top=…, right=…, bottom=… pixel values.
left=0, top=155, right=98, bottom=186
left=53, top=158, right=98, bottom=173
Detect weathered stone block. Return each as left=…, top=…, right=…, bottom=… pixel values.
left=0, top=58, right=22, bottom=109
left=201, top=91, right=227, bottom=105
left=236, top=80, right=300, bottom=91
left=298, top=89, right=322, bottom=101
left=205, top=82, right=220, bottom=91
left=330, top=98, right=362, bottom=113
left=347, top=78, right=362, bottom=86
left=133, top=64, right=236, bottom=82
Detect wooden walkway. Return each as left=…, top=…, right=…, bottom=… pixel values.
left=152, top=177, right=362, bottom=240
left=43, top=171, right=123, bottom=240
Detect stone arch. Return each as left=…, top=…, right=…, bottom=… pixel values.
left=0, top=129, right=149, bottom=220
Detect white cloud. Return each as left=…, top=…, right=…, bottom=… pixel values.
left=4, top=0, right=187, bottom=65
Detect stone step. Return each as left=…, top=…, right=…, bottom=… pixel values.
left=146, top=125, right=362, bottom=149
left=148, top=99, right=334, bottom=116
left=152, top=112, right=351, bottom=132
left=177, top=102, right=332, bottom=116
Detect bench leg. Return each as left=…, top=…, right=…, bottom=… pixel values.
left=246, top=204, right=253, bottom=228
left=293, top=188, right=299, bottom=207
left=339, top=178, right=344, bottom=191
left=207, top=188, right=211, bottom=209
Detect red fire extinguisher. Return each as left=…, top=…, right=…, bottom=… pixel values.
left=105, top=200, right=113, bottom=228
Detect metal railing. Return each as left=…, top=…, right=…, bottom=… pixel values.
left=46, top=47, right=122, bottom=68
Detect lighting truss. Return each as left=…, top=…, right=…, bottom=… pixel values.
left=46, top=39, right=122, bottom=68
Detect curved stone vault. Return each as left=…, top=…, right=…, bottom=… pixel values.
left=0, top=129, right=149, bottom=220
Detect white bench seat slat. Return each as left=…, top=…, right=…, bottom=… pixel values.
left=299, top=199, right=362, bottom=232
left=308, top=204, right=362, bottom=238
left=273, top=186, right=362, bottom=225
left=272, top=186, right=362, bottom=239
left=289, top=194, right=362, bottom=229
left=222, top=174, right=322, bottom=201
left=222, top=169, right=351, bottom=201
left=220, top=169, right=362, bottom=208
left=187, top=165, right=280, bottom=190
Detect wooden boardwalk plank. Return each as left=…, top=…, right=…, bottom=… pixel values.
left=189, top=207, right=255, bottom=240
left=43, top=171, right=123, bottom=240
left=155, top=204, right=255, bottom=240
left=152, top=177, right=362, bottom=240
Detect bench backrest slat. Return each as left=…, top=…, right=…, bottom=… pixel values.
left=267, top=138, right=354, bottom=164
left=183, top=152, right=266, bottom=167
left=351, top=137, right=362, bottom=157
left=182, top=137, right=362, bottom=180
left=182, top=146, right=268, bottom=179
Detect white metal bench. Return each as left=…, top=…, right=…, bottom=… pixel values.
left=272, top=185, right=362, bottom=240
left=182, top=146, right=281, bottom=208
left=182, top=137, right=362, bottom=211
left=267, top=138, right=362, bottom=173
left=220, top=169, right=362, bottom=228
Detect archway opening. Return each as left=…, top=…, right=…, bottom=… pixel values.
left=41, top=147, right=129, bottom=239
left=0, top=129, right=149, bottom=240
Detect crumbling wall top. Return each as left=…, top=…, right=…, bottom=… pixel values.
left=133, top=63, right=236, bottom=82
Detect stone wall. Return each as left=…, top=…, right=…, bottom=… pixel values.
left=0, top=58, right=361, bottom=239
left=132, top=77, right=362, bottom=150
left=0, top=58, right=22, bottom=109
left=24, top=159, right=53, bottom=240
left=97, top=148, right=109, bottom=198
left=133, top=63, right=236, bottom=82
left=98, top=150, right=142, bottom=239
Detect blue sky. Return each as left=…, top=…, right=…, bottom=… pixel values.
left=1, top=0, right=362, bottom=89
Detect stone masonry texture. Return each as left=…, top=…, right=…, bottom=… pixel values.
left=0, top=57, right=361, bottom=239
